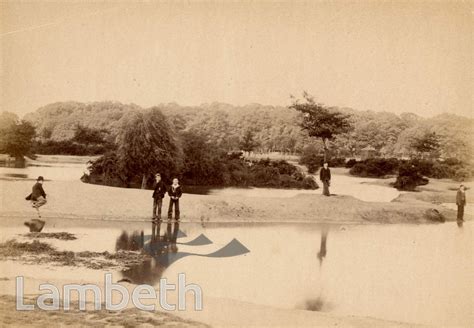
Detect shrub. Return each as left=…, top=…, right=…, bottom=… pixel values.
left=407, top=159, right=472, bottom=181
left=430, top=162, right=455, bottom=179
left=299, top=145, right=323, bottom=174
left=349, top=158, right=399, bottom=178
left=302, top=176, right=318, bottom=189
left=82, top=152, right=126, bottom=187
left=407, top=159, right=433, bottom=177
left=84, top=153, right=319, bottom=190
left=454, top=168, right=471, bottom=182
left=345, top=159, right=357, bottom=168
left=328, top=157, right=346, bottom=167
left=443, top=158, right=463, bottom=166
left=393, top=162, right=429, bottom=191
left=348, top=156, right=472, bottom=182
left=349, top=163, right=368, bottom=177
left=279, top=174, right=295, bottom=188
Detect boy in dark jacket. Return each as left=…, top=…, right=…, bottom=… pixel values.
left=319, top=162, right=331, bottom=196
left=152, top=173, right=166, bottom=221
left=25, top=176, right=47, bottom=218
left=167, top=178, right=182, bottom=221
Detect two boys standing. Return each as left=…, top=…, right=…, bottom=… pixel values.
left=152, top=173, right=182, bottom=221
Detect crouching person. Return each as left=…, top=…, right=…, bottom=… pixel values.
left=26, top=176, right=47, bottom=218
left=168, top=178, right=182, bottom=221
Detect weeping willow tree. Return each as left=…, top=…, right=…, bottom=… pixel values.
left=115, top=107, right=182, bottom=188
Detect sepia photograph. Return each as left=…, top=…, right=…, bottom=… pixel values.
left=0, top=1, right=472, bottom=327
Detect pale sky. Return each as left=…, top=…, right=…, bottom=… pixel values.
left=1, top=1, right=472, bottom=118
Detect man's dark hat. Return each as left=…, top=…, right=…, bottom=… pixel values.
left=37, top=176, right=44, bottom=181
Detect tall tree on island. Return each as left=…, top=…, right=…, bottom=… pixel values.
left=116, top=107, right=182, bottom=189
left=289, top=92, right=352, bottom=162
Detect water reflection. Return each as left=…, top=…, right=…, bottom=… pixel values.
left=116, top=222, right=181, bottom=285
left=317, top=228, right=329, bottom=266
left=3, top=173, right=29, bottom=180
left=307, top=227, right=330, bottom=311
left=0, top=158, right=25, bottom=168
left=117, top=221, right=250, bottom=285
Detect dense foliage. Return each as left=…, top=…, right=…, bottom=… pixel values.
left=349, top=157, right=473, bottom=185
left=115, top=108, right=182, bottom=188
left=84, top=147, right=318, bottom=190
left=349, top=158, right=400, bottom=178
left=77, top=112, right=315, bottom=189
left=393, top=162, right=429, bottom=191
left=22, top=101, right=473, bottom=164
left=299, top=144, right=347, bottom=174
left=31, top=124, right=113, bottom=155
left=0, top=112, right=36, bottom=159
left=3, top=97, right=471, bottom=189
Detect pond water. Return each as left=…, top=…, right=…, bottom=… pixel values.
left=116, top=222, right=472, bottom=326
left=5, top=221, right=471, bottom=326
left=0, top=162, right=88, bottom=181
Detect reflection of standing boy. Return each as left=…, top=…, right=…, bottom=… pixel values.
left=168, top=178, right=182, bottom=221
left=152, top=173, right=166, bottom=221
left=456, top=184, right=467, bottom=224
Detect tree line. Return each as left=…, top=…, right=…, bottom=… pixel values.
left=1, top=95, right=472, bottom=189
left=20, top=99, right=473, bottom=163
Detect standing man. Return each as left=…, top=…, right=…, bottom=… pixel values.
left=152, top=173, right=166, bottom=221
left=456, top=184, right=467, bottom=225
left=168, top=178, right=182, bottom=221
left=319, top=162, right=331, bottom=196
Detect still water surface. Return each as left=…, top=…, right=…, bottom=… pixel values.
left=6, top=221, right=467, bottom=326
left=114, top=222, right=472, bottom=326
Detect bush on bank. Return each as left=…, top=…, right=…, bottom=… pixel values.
left=83, top=153, right=318, bottom=190
left=393, top=162, right=429, bottom=191
left=348, top=157, right=472, bottom=181
left=299, top=145, right=347, bottom=174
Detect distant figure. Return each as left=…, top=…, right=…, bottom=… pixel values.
left=152, top=173, right=166, bottom=221
left=168, top=178, right=182, bottom=221
left=319, top=162, right=331, bottom=196
left=456, top=184, right=467, bottom=226
left=25, top=176, right=47, bottom=218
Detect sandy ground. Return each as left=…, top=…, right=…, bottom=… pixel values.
left=0, top=294, right=209, bottom=328
left=0, top=165, right=471, bottom=327
left=1, top=176, right=470, bottom=224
